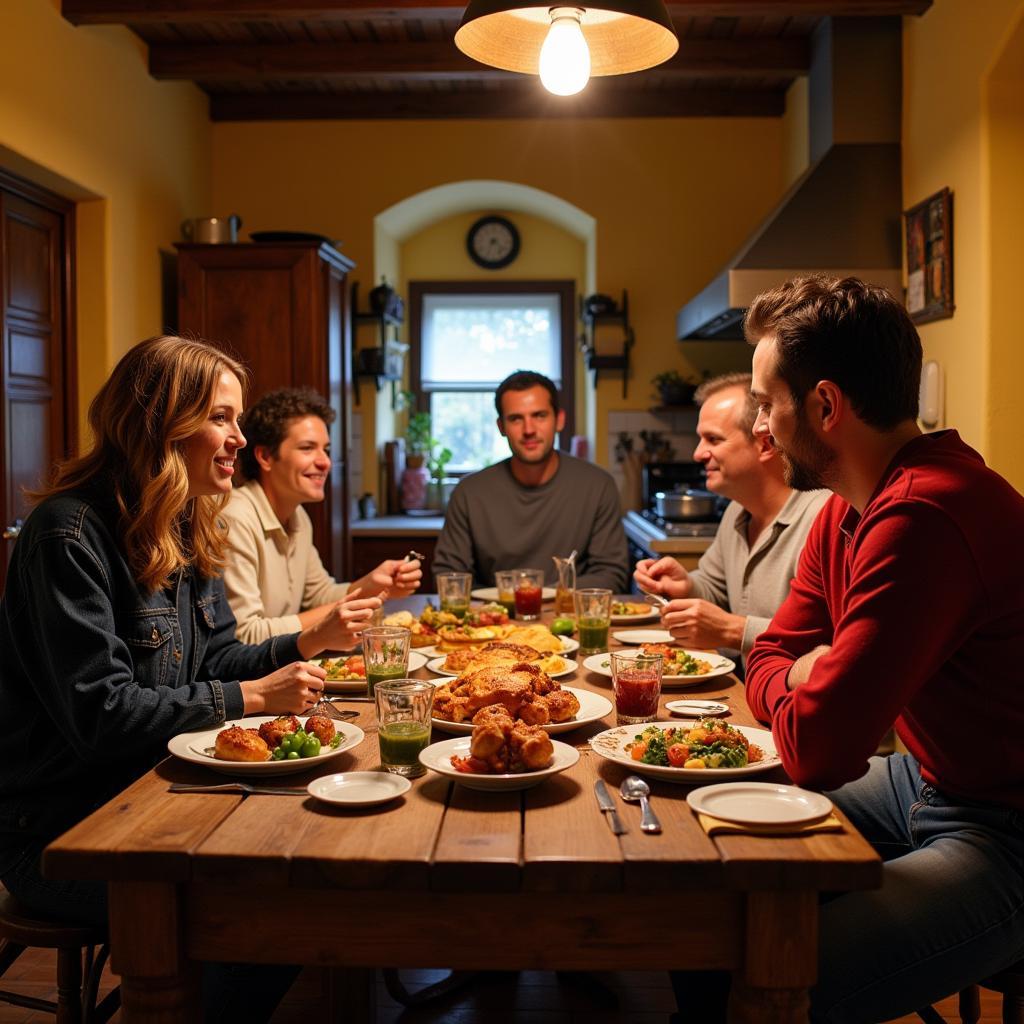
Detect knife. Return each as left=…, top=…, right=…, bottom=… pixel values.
left=594, top=779, right=627, bottom=835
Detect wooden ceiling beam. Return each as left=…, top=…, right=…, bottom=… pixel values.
left=63, top=0, right=931, bottom=27
left=151, top=36, right=808, bottom=80
left=209, top=85, right=786, bottom=120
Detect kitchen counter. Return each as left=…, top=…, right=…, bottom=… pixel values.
left=622, top=510, right=715, bottom=570
left=351, top=514, right=445, bottom=536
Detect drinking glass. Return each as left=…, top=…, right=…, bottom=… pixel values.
left=575, top=588, right=612, bottom=655
left=611, top=651, right=664, bottom=725
left=361, top=626, right=411, bottom=697
left=375, top=678, right=434, bottom=777
left=552, top=555, right=576, bottom=616
left=513, top=568, right=545, bottom=621
left=436, top=572, right=472, bottom=619
left=494, top=570, right=518, bottom=616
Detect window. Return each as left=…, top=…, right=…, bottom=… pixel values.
left=410, top=281, right=575, bottom=471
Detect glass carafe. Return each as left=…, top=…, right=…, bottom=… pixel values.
left=552, top=555, right=576, bottom=616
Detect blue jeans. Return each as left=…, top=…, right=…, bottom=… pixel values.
left=670, top=753, right=1024, bottom=1024
left=811, top=753, right=1024, bottom=1022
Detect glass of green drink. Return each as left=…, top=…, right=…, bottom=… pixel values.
left=575, top=588, right=612, bottom=656
left=494, top=570, right=518, bottom=617
left=436, top=572, right=472, bottom=620
left=361, top=626, right=411, bottom=697
left=375, top=679, right=434, bottom=777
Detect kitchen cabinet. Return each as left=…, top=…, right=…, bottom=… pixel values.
left=177, top=241, right=355, bottom=577
left=350, top=516, right=442, bottom=592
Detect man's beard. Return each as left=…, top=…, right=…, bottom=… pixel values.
left=778, top=410, right=836, bottom=491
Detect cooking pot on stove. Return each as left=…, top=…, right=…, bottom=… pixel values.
left=655, top=488, right=719, bottom=521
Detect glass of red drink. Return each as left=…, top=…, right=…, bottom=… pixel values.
left=610, top=652, right=663, bottom=725
left=513, top=568, right=545, bottom=620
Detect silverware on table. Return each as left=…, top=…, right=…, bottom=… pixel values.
left=594, top=779, right=627, bottom=835
left=639, top=589, right=669, bottom=608
left=619, top=775, right=662, bottom=834
left=168, top=782, right=309, bottom=796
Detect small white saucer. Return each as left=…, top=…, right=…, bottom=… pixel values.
left=307, top=771, right=411, bottom=806
left=665, top=699, right=730, bottom=717
left=612, top=628, right=673, bottom=644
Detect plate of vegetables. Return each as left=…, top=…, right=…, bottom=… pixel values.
left=314, top=650, right=428, bottom=693
left=609, top=600, right=659, bottom=624
left=582, top=647, right=735, bottom=687
left=590, top=719, right=779, bottom=782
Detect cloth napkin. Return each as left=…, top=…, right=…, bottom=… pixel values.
left=696, top=812, right=844, bottom=837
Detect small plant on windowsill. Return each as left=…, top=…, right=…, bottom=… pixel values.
left=652, top=370, right=698, bottom=408
left=405, top=410, right=433, bottom=469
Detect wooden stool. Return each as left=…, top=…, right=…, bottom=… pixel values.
left=0, top=892, right=119, bottom=1023
left=918, top=958, right=1024, bottom=1024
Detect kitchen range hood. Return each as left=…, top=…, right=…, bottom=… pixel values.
left=677, top=18, right=905, bottom=341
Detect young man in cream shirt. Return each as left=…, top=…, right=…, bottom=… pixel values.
left=221, top=388, right=421, bottom=644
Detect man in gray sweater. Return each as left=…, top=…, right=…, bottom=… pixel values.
left=433, top=371, right=629, bottom=592
left=635, top=372, right=827, bottom=661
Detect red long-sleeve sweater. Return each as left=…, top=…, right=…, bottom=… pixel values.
left=746, top=430, right=1024, bottom=808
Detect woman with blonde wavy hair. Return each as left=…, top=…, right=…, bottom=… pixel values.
left=0, top=335, right=376, bottom=1018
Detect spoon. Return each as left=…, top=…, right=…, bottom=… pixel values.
left=620, top=775, right=662, bottom=834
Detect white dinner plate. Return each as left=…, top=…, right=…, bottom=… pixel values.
left=427, top=656, right=577, bottom=679
left=612, top=629, right=673, bottom=645
left=307, top=771, right=411, bottom=807
left=471, top=586, right=556, bottom=603
left=581, top=650, right=736, bottom=687
left=315, top=650, right=429, bottom=693
left=686, top=782, right=832, bottom=826
left=590, top=722, right=779, bottom=783
left=431, top=685, right=612, bottom=735
left=419, top=736, right=579, bottom=790
left=665, top=699, right=730, bottom=717
left=610, top=606, right=660, bottom=624
left=167, top=716, right=365, bottom=776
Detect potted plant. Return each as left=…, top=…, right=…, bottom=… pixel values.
left=652, top=369, right=698, bottom=407
left=404, top=410, right=433, bottom=468
left=427, top=443, right=455, bottom=511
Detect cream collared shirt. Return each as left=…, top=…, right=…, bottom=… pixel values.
left=220, top=480, right=348, bottom=644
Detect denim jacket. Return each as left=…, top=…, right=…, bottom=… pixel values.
left=0, top=489, right=301, bottom=845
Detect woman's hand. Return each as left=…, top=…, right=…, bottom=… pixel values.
left=352, top=559, right=423, bottom=599
left=297, top=588, right=382, bottom=658
left=633, top=557, right=693, bottom=600
left=240, top=661, right=328, bottom=715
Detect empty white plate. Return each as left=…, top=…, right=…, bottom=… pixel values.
left=665, top=699, right=730, bottom=717
left=686, top=782, right=832, bottom=826
left=307, top=771, right=411, bottom=806
left=612, top=629, right=673, bottom=644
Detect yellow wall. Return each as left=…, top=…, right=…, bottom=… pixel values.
left=212, top=117, right=786, bottom=491
left=0, top=0, right=211, bottom=441
left=903, top=0, right=1024, bottom=489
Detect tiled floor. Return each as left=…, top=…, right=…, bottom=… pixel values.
left=0, top=952, right=1004, bottom=1023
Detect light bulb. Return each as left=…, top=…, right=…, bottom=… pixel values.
left=539, top=7, right=591, bottom=97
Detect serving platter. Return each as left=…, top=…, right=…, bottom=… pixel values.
left=418, top=737, right=579, bottom=790
left=426, top=656, right=577, bottom=679
left=590, top=722, right=779, bottom=783
left=582, top=649, right=736, bottom=687
left=167, top=716, right=364, bottom=776
left=430, top=685, right=611, bottom=735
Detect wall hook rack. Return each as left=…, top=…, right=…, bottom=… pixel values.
left=579, top=289, right=633, bottom=398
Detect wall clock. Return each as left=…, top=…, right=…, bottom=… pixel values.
left=466, top=215, right=520, bottom=270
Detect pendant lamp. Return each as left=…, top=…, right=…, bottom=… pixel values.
left=455, top=1, right=678, bottom=96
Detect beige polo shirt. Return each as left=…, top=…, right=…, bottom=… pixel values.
left=220, top=480, right=348, bottom=644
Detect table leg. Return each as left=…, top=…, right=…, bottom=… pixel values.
left=328, top=966, right=376, bottom=1023
left=108, top=881, right=200, bottom=1023
left=729, top=890, right=817, bottom=1024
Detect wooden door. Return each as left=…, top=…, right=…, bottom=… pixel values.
left=0, top=173, right=76, bottom=590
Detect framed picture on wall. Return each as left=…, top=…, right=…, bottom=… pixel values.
left=904, top=187, right=954, bottom=323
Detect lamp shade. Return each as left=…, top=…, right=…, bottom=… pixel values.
left=455, top=1, right=678, bottom=78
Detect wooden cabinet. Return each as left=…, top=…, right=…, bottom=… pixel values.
left=177, top=242, right=355, bottom=577
left=351, top=535, right=439, bottom=593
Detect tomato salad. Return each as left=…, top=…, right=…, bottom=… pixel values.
left=627, top=719, right=764, bottom=770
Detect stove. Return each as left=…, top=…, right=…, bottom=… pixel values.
left=636, top=509, right=721, bottom=537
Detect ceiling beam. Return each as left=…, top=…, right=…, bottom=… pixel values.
left=209, top=85, right=786, bottom=121
left=63, top=0, right=931, bottom=26
left=151, top=36, right=808, bottom=81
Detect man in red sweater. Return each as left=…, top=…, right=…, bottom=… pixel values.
left=741, top=275, right=1024, bottom=1022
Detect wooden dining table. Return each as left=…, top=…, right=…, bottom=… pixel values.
left=43, top=599, right=881, bottom=1023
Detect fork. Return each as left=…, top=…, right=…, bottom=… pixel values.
left=168, top=782, right=309, bottom=796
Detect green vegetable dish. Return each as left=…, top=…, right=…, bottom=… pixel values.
left=625, top=719, right=764, bottom=770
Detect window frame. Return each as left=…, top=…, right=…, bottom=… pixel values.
left=408, top=279, right=577, bottom=450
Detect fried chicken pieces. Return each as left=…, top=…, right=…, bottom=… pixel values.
left=212, top=713, right=336, bottom=762
left=451, top=706, right=554, bottom=774
left=433, top=663, right=579, bottom=727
